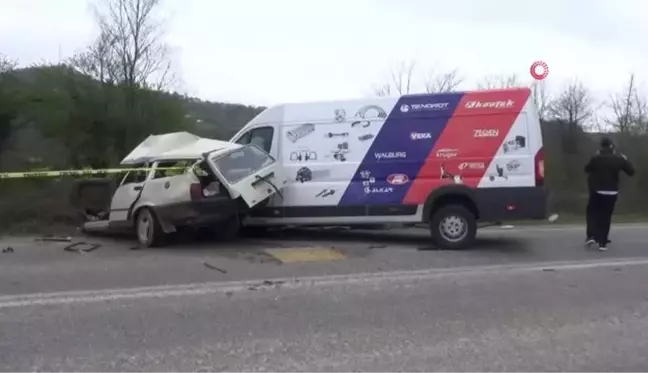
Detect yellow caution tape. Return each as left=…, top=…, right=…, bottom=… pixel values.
left=0, top=167, right=187, bottom=179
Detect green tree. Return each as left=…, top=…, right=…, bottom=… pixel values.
left=0, top=53, right=19, bottom=151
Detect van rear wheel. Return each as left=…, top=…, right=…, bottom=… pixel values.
left=430, top=205, right=477, bottom=250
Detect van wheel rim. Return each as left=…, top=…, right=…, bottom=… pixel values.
left=137, top=212, right=152, bottom=244
left=439, top=216, right=468, bottom=242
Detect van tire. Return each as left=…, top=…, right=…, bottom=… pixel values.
left=135, top=208, right=165, bottom=248
left=429, top=205, right=477, bottom=250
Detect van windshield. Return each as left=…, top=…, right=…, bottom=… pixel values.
left=211, top=145, right=275, bottom=184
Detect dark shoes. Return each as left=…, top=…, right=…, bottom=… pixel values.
left=585, top=237, right=611, bottom=251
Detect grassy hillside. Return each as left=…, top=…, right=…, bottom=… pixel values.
left=0, top=65, right=264, bottom=172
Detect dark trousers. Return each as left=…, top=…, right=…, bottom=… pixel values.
left=586, top=192, right=618, bottom=245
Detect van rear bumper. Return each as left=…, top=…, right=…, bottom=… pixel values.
left=474, top=186, right=549, bottom=221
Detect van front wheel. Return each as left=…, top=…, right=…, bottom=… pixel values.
left=430, top=205, right=477, bottom=250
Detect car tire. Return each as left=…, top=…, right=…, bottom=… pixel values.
left=135, top=208, right=165, bottom=248
left=429, top=204, right=477, bottom=250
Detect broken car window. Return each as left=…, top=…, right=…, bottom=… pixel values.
left=152, top=160, right=192, bottom=179
left=211, top=145, right=274, bottom=184
left=121, top=165, right=148, bottom=185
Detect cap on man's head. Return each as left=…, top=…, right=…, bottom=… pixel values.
left=600, top=137, right=614, bottom=148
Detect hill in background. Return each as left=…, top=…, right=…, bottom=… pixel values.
left=0, top=66, right=265, bottom=171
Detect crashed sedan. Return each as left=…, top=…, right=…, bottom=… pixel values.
left=81, top=131, right=287, bottom=247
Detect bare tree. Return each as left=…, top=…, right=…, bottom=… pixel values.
left=548, top=78, right=596, bottom=153
left=478, top=74, right=520, bottom=89
left=373, top=60, right=416, bottom=96
left=0, top=53, right=17, bottom=73
left=606, top=73, right=648, bottom=134
left=70, top=31, right=120, bottom=85
left=373, top=82, right=392, bottom=97
left=423, top=67, right=463, bottom=93
left=531, top=80, right=550, bottom=122
left=87, top=0, right=174, bottom=91
left=549, top=79, right=595, bottom=129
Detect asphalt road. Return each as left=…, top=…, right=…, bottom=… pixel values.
left=1, top=224, right=648, bottom=371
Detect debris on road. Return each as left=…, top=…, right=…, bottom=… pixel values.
left=248, top=279, right=286, bottom=291
left=63, top=242, right=101, bottom=253
left=36, top=235, right=72, bottom=242
left=2, top=247, right=14, bottom=253
left=202, top=261, right=227, bottom=274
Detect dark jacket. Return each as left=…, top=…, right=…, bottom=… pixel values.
left=585, top=148, right=635, bottom=192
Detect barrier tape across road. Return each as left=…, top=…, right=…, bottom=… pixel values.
left=0, top=167, right=187, bottom=179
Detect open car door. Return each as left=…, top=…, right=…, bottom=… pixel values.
left=205, top=144, right=288, bottom=208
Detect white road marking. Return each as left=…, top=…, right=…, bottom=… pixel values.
left=480, top=223, right=648, bottom=233
left=1, top=257, right=648, bottom=309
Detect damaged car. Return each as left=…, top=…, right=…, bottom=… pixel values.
left=79, top=132, right=287, bottom=247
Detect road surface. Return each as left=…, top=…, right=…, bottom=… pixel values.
left=1, top=224, right=647, bottom=371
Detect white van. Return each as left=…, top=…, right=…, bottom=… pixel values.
left=230, top=87, right=548, bottom=249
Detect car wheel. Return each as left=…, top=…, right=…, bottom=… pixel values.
left=135, top=208, right=165, bottom=247
left=430, top=205, right=477, bottom=250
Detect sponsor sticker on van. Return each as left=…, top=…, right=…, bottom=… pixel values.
left=365, top=187, right=394, bottom=194
left=465, top=99, right=515, bottom=109
left=400, top=102, right=449, bottom=113
left=473, top=129, right=499, bottom=138
left=458, top=162, right=486, bottom=170
left=387, top=173, right=409, bottom=185
left=410, top=132, right=432, bottom=140
left=436, top=148, right=458, bottom=158
left=374, top=152, right=407, bottom=160
left=506, top=159, right=521, bottom=171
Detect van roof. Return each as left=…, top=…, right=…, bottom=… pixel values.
left=239, top=87, right=533, bottom=131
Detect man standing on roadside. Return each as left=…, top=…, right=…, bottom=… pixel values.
left=585, top=137, right=635, bottom=251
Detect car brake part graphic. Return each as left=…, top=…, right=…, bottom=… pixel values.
left=290, top=150, right=317, bottom=162
left=325, top=132, right=349, bottom=138
left=286, top=123, right=315, bottom=143
left=503, top=135, right=527, bottom=153
left=315, top=188, right=336, bottom=198
left=334, top=108, right=346, bottom=123
left=490, top=164, right=509, bottom=181
left=351, top=120, right=371, bottom=128
left=332, top=142, right=349, bottom=162
left=295, top=168, right=330, bottom=183
left=295, top=167, right=312, bottom=183
left=355, top=105, right=387, bottom=119
left=440, top=163, right=463, bottom=184
left=358, top=134, right=374, bottom=141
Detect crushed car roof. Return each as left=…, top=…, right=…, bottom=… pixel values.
left=120, top=131, right=241, bottom=165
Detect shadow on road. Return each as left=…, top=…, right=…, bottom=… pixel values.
left=82, top=226, right=529, bottom=255
left=241, top=228, right=528, bottom=254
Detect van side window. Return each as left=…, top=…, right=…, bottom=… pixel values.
left=121, top=165, right=148, bottom=185
left=152, top=160, right=192, bottom=179
left=235, top=127, right=274, bottom=153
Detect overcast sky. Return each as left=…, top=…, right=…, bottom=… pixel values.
left=1, top=0, right=647, bottom=107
